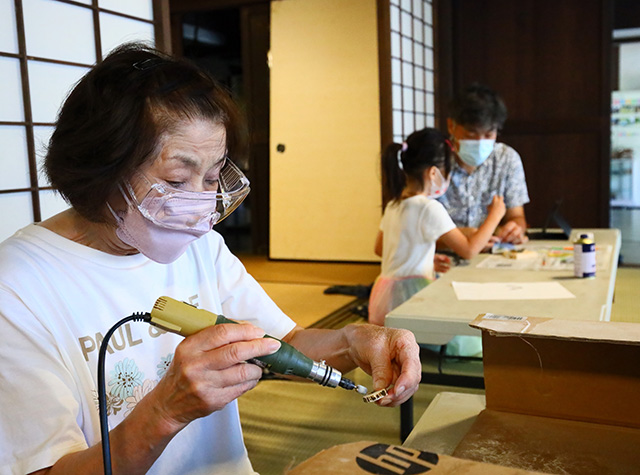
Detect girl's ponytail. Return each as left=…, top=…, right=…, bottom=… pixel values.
left=381, top=142, right=406, bottom=203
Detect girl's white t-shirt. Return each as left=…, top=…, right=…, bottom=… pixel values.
left=380, top=195, right=456, bottom=280
left=0, top=224, right=296, bottom=475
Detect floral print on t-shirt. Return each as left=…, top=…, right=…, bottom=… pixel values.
left=93, top=352, right=174, bottom=419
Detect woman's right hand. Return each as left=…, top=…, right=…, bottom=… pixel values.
left=487, top=195, right=506, bottom=220
left=149, top=323, right=281, bottom=433
left=31, top=323, right=282, bottom=475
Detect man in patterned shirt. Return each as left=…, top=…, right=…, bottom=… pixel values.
left=438, top=83, right=530, bottom=244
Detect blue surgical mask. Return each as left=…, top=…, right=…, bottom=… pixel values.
left=457, top=139, right=495, bottom=167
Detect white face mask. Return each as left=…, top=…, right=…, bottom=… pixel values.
left=457, top=139, right=495, bottom=167
left=426, top=167, right=450, bottom=199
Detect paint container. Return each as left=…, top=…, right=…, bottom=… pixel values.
left=573, top=234, right=596, bottom=278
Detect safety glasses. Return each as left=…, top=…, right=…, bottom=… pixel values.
left=122, top=158, right=250, bottom=230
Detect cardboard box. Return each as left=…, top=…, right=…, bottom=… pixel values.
left=451, top=314, right=640, bottom=473
left=286, top=440, right=545, bottom=474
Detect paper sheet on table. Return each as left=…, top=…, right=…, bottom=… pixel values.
left=451, top=281, right=576, bottom=300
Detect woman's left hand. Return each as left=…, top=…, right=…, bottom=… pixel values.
left=343, top=324, right=421, bottom=406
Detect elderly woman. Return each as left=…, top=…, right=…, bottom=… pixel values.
left=0, top=44, right=420, bottom=475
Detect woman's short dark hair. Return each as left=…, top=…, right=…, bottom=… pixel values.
left=44, top=42, right=245, bottom=222
left=449, top=82, right=507, bottom=131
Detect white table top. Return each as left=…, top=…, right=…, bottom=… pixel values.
left=385, top=229, right=621, bottom=345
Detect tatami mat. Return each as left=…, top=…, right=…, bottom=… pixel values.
left=239, top=255, right=379, bottom=328
left=611, top=267, right=640, bottom=323
left=238, top=254, right=380, bottom=286
left=258, top=282, right=355, bottom=328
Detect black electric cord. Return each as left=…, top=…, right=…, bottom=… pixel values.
left=97, top=312, right=151, bottom=475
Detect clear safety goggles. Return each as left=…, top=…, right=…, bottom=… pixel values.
left=123, top=158, right=251, bottom=230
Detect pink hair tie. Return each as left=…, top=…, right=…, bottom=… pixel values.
left=401, top=142, right=409, bottom=152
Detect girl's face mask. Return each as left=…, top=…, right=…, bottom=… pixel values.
left=109, top=158, right=250, bottom=264
left=426, top=167, right=450, bottom=199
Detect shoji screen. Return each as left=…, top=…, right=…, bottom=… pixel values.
left=389, top=0, right=435, bottom=143
left=0, top=0, right=157, bottom=242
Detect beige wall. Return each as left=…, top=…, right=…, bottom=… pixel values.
left=270, top=0, right=382, bottom=261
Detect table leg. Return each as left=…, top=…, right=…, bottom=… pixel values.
left=400, top=396, right=414, bottom=442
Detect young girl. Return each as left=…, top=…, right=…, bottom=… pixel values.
left=368, top=128, right=505, bottom=326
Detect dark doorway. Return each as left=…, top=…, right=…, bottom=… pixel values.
left=181, top=9, right=250, bottom=253
left=610, top=0, right=640, bottom=266
left=170, top=1, right=271, bottom=255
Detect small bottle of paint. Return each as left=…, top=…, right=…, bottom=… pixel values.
left=573, top=234, right=596, bottom=278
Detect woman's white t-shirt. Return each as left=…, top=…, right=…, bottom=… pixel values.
left=0, top=225, right=296, bottom=475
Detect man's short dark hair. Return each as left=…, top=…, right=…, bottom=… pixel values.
left=44, top=42, right=244, bottom=222
left=449, top=82, right=507, bottom=131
